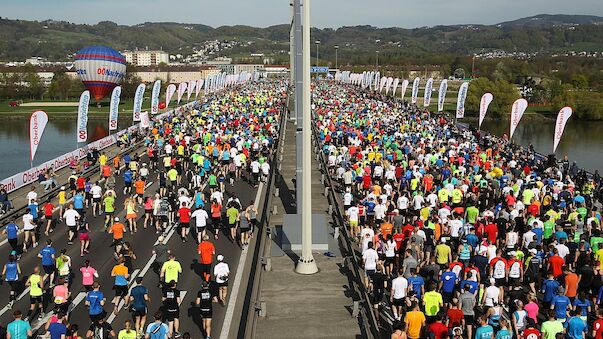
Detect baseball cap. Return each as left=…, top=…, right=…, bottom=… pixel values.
left=114, top=217, right=120, bottom=221
left=217, top=255, right=224, bottom=262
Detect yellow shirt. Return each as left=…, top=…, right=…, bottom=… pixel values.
left=423, top=291, right=443, bottom=316
left=435, top=244, right=451, bottom=265
left=99, top=154, right=107, bottom=166
left=162, top=260, right=182, bottom=283
left=58, top=191, right=66, bottom=204
left=29, top=274, right=43, bottom=297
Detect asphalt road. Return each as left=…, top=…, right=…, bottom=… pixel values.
left=0, top=155, right=262, bottom=338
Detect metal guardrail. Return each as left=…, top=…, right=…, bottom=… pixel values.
left=238, top=102, right=287, bottom=338
left=0, top=136, right=144, bottom=226
left=311, top=123, right=383, bottom=338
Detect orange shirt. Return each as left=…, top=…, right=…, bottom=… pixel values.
left=102, top=165, right=111, bottom=178
left=135, top=180, right=145, bottom=194
left=112, top=264, right=128, bottom=277
left=565, top=272, right=578, bottom=297
left=405, top=310, right=426, bottom=339
left=380, top=223, right=394, bottom=238
left=197, top=241, right=215, bottom=265
left=111, top=223, right=125, bottom=240
left=113, top=156, right=120, bottom=169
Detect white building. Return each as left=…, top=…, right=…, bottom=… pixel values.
left=123, top=50, right=169, bottom=66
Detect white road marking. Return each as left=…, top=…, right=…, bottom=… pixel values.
left=31, top=291, right=87, bottom=332
left=219, top=182, right=264, bottom=339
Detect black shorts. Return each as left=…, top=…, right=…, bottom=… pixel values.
left=385, top=257, right=395, bottom=265
left=30, top=296, right=43, bottom=304
left=132, top=307, right=147, bottom=317
left=90, top=311, right=105, bottom=322
left=68, top=226, right=77, bottom=234
left=114, top=285, right=128, bottom=297
left=229, top=223, right=237, bottom=229
left=164, top=308, right=180, bottom=321
left=200, top=309, right=212, bottom=318
left=93, top=197, right=101, bottom=203
left=180, top=222, right=190, bottom=229
left=465, top=315, right=476, bottom=326
left=145, top=209, right=152, bottom=215
left=43, top=265, right=55, bottom=274
left=124, top=182, right=132, bottom=187
left=392, top=298, right=404, bottom=307
left=217, top=281, right=228, bottom=287
left=201, top=263, right=211, bottom=276
left=494, top=278, right=506, bottom=287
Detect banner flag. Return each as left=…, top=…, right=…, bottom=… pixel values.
left=400, top=79, right=409, bottom=101
left=509, top=98, right=529, bottom=139
left=411, top=77, right=420, bottom=104
left=478, top=93, right=494, bottom=129
left=187, top=81, right=196, bottom=102
left=392, top=78, right=400, bottom=96
left=423, top=77, right=434, bottom=107
left=77, top=91, right=90, bottom=142
left=166, top=84, right=177, bottom=107
left=437, top=80, right=448, bottom=112
left=30, top=110, right=48, bottom=164
left=132, top=84, right=145, bottom=122
left=196, top=79, right=203, bottom=97
left=108, top=86, right=121, bottom=131
left=553, top=106, right=573, bottom=153
left=379, top=76, right=387, bottom=93
left=177, top=82, right=187, bottom=105
left=456, top=82, right=469, bottom=119
left=151, top=80, right=161, bottom=115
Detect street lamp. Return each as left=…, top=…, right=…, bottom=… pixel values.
left=375, top=50, right=379, bottom=69
left=334, top=45, right=339, bottom=70
left=315, top=40, right=321, bottom=66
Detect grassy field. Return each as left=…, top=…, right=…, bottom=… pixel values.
left=0, top=98, right=190, bottom=118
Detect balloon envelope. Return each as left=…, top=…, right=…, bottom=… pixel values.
left=74, top=46, right=126, bottom=101
left=158, top=102, right=166, bottom=109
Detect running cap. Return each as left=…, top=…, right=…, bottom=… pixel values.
left=217, top=254, right=224, bottom=262
left=114, top=217, right=120, bottom=221
left=60, top=186, right=65, bottom=190
left=158, top=235, right=164, bottom=242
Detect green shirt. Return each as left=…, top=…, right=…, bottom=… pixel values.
left=104, top=196, right=115, bottom=213
left=543, top=221, right=555, bottom=239
left=466, top=206, right=479, bottom=224
left=227, top=207, right=239, bottom=225
left=28, top=274, right=43, bottom=297
left=423, top=291, right=443, bottom=316
left=161, top=260, right=182, bottom=283
left=541, top=320, right=564, bottom=339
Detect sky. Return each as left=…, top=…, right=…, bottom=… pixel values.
left=2, top=0, right=602, bottom=28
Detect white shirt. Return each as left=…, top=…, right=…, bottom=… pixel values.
left=178, top=196, right=191, bottom=208
left=22, top=214, right=35, bottom=230
left=343, top=193, right=353, bottom=206
left=484, top=285, right=500, bottom=307
left=362, top=248, right=379, bottom=270
left=191, top=209, right=209, bottom=227
left=374, top=204, right=387, bottom=220
left=391, top=276, right=408, bottom=299
left=213, top=262, right=230, bottom=284
left=555, top=244, right=570, bottom=260
left=397, top=196, right=409, bottom=210
left=210, top=191, right=223, bottom=205
left=250, top=161, right=261, bottom=173
left=347, top=206, right=359, bottom=221
left=27, top=191, right=37, bottom=204
left=261, top=163, right=270, bottom=175
left=90, top=185, right=103, bottom=198
left=412, top=195, right=424, bottom=210
left=63, top=209, right=80, bottom=227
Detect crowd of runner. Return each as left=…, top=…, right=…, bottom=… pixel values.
left=0, top=81, right=284, bottom=339
left=314, top=81, right=603, bottom=339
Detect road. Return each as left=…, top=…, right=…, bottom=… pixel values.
left=0, top=152, right=264, bottom=338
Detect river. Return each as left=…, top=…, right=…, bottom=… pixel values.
left=466, top=118, right=603, bottom=173
left=0, top=117, right=131, bottom=179
left=0, top=116, right=601, bottom=179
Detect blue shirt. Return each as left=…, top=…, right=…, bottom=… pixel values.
left=123, top=170, right=133, bottom=183
left=146, top=322, right=169, bottom=339
left=7, top=319, right=31, bottom=339
left=475, top=325, right=494, bottom=339
left=552, top=295, right=571, bottom=319
left=74, top=194, right=84, bottom=209
left=28, top=203, right=38, bottom=219
left=407, top=276, right=425, bottom=298
left=460, top=279, right=479, bottom=294
left=573, top=299, right=591, bottom=317
left=48, top=322, right=67, bottom=339
left=131, top=285, right=148, bottom=311
left=441, top=271, right=457, bottom=293
left=6, top=223, right=18, bottom=239
left=565, top=316, right=587, bottom=339
left=86, top=290, right=105, bottom=315
left=542, top=279, right=560, bottom=303
left=39, top=246, right=55, bottom=266
left=4, top=261, right=18, bottom=281
left=495, top=329, right=512, bottom=339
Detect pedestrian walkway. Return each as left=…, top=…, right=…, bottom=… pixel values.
left=255, top=118, right=362, bottom=338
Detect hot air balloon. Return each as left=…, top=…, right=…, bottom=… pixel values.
left=74, top=46, right=126, bottom=101
left=158, top=102, right=166, bottom=109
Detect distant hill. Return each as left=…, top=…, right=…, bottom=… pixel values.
left=0, top=14, right=602, bottom=62
left=497, top=14, right=603, bottom=28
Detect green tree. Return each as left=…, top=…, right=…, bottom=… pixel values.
left=570, top=74, right=588, bottom=89
left=465, top=77, right=518, bottom=118
left=47, top=72, right=73, bottom=100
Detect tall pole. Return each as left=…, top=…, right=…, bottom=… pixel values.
left=296, top=0, right=318, bottom=275
left=289, top=1, right=295, bottom=87
left=334, top=45, right=339, bottom=70
left=293, top=0, right=303, bottom=213
left=376, top=50, right=379, bottom=69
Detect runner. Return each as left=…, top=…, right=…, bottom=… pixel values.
left=2, top=253, right=21, bottom=309
left=197, top=235, right=215, bottom=282
left=126, top=277, right=149, bottom=337
left=195, top=281, right=213, bottom=339
left=213, top=255, right=230, bottom=305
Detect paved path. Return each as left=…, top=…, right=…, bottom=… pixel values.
left=0, top=146, right=266, bottom=338
left=255, top=118, right=362, bottom=338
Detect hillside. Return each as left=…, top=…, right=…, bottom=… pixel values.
left=0, top=14, right=602, bottom=61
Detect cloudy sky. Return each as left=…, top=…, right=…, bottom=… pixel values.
left=2, top=0, right=602, bottom=28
